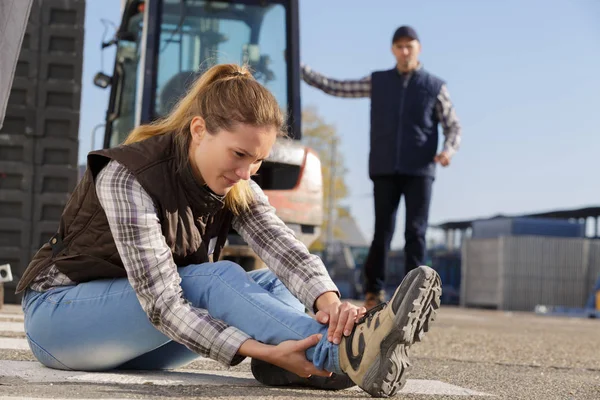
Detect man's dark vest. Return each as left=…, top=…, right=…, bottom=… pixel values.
left=16, top=133, right=233, bottom=293
left=369, top=67, right=445, bottom=178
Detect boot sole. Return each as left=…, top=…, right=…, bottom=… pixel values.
left=361, top=266, right=442, bottom=398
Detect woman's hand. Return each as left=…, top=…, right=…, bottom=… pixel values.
left=315, top=301, right=367, bottom=345
left=266, top=334, right=332, bottom=378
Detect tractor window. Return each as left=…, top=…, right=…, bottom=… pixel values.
left=155, top=1, right=288, bottom=117
left=108, top=13, right=143, bottom=147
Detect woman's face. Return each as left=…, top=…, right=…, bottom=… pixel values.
left=188, top=117, right=277, bottom=195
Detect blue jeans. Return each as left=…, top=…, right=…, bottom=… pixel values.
left=22, top=261, right=342, bottom=374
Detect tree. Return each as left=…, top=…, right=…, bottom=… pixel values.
left=301, top=106, right=349, bottom=252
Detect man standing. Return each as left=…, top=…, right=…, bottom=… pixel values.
left=302, top=26, right=461, bottom=309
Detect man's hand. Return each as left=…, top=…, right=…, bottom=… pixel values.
left=315, top=302, right=366, bottom=345
left=434, top=151, right=451, bottom=167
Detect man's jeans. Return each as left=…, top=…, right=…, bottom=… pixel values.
left=22, top=261, right=343, bottom=374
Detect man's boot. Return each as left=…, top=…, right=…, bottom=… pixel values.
left=339, top=265, right=441, bottom=397
left=364, top=290, right=386, bottom=311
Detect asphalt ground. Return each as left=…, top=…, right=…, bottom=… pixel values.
left=0, top=303, right=598, bottom=399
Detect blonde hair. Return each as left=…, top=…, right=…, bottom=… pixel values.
left=124, top=64, right=286, bottom=214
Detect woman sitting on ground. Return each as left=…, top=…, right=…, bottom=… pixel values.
left=17, top=63, right=441, bottom=398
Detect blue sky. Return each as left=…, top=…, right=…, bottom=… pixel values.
left=78, top=0, right=600, bottom=248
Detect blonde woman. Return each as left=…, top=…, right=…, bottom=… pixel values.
left=17, top=64, right=441, bottom=397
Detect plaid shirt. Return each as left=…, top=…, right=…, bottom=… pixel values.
left=30, top=160, right=338, bottom=366
left=302, top=64, right=461, bottom=156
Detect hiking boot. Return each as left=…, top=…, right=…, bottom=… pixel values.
left=250, top=358, right=355, bottom=390
left=364, top=290, right=386, bottom=311
left=339, top=265, right=442, bottom=397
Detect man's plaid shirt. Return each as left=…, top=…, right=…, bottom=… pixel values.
left=302, top=64, right=461, bottom=156
left=30, top=160, right=339, bottom=366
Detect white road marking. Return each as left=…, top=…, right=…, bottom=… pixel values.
left=402, top=379, right=494, bottom=396
left=0, top=321, right=24, bottom=332
left=0, top=338, right=28, bottom=350
left=0, top=313, right=24, bottom=322
left=0, top=360, right=493, bottom=396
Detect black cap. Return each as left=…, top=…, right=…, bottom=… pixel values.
left=392, top=26, right=419, bottom=43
